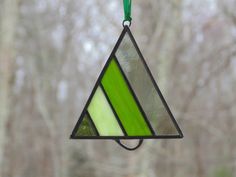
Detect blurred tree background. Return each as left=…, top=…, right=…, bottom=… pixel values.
left=1, top=0, right=236, bottom=177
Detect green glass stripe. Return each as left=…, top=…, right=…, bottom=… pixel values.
left=101, top=59, right=152, bottom=136
left=76, top=113, right=97, bottom=136
left=88, top=86, right=124, bottom=136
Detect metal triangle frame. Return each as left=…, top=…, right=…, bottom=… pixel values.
left=70, top=26, right=183, bottom=140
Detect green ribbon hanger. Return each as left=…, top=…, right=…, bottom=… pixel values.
left=123, top=0, right=132, bottom=23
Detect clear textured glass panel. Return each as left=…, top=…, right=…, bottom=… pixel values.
left=101, top=59, right=152, bottom=136
left=116, top=34, right=178, bottom=135
left=75, top=113, right=97, bottom=136
left=88, top=86, right=123, bottom=136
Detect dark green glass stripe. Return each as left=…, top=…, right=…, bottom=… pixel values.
left=101, top=59, right=152, bottom=136
left=76, top=113, right=98, bottom=136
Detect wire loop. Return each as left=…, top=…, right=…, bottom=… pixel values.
left=115, top=139, right=143, bottom=151
left=123, top=20, right=132, bottom=27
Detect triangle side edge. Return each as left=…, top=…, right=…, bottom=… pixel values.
left=71, top=27, right=129, bottom=138
left=71, top=80, right=100, bottom=137
left=108, top=26, right=129, bottom=59
left=126, top=28, right=184, bottom=137
left=71, top=111, right=88, bottom=138
left=71, top=135, right=183, bottom=140
left=71, top=59, right=111, bottom=138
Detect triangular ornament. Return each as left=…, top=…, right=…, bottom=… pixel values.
left=71, top=26, right=183, bottom=139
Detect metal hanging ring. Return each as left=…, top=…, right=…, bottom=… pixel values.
left=115, top=139, right=143, bottom=151
left=123, top=20, right=132, bottom=27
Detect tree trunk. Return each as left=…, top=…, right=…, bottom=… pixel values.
left=0, top=0, right=19, bottom=175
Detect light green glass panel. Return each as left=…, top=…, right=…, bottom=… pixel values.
left=101, top=59, right=152, bottom=136
left=76, top=113, right=97, bottom=136
left=116, top=34, right=178, bottom=135
left=88, top=86, right=123, bottom=136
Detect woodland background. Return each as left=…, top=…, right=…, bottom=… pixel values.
left=1, top=0, right=236, bottom=177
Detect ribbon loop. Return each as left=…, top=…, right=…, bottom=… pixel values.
left=123, top=0, right=132, bottom=23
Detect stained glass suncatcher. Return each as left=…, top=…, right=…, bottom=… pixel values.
left=71, top=26, right=183, bottom=139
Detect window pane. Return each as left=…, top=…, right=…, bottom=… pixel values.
left=116, top=34, right=178, bottom=135
left=101, top=59, right=152, bottom=136
left=88, top=86, right=124, bottom=136
left=75, top=113, right=98, bottom=136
